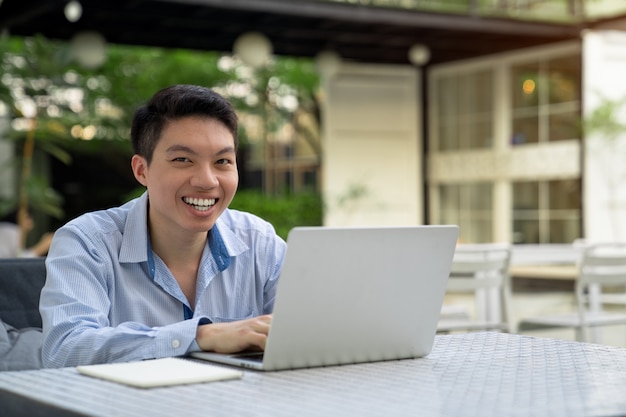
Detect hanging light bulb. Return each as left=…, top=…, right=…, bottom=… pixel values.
left=64, top=1, right=83, bottom=23
left=315, top=50, right=342, bottom=79
left=70, top=31, right=107, bottom=69
left=233, top=32, right=273, bottom=68
left=408, top=44, right=431, bottom=66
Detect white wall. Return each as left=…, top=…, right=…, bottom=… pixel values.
left=583, top=30, right=626, bottom=242
left=321, top=63, right=422, bottom=226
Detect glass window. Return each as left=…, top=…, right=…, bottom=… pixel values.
left=512, top=181, right=540, bottom=243
left=549, top=179, right=579, bottom=209
left=437, top=77, right=459, bottom=151
left=439, top=182, right=493, bottom=243
left=429, top=45, right=582, bottom=244
left=512, top=179, right=581, bottom=244
left=513, top=181, right=539, bottom=211
left=511, top=54, right=580, bottom=145
left=244, top=124, right=321, bottom=194
left=512, top=113, right=539, bottom=145
left=548, top=110, right=580, bottom=142
left=436, top=69, right=493, bottom=151
left=511, top=62, right=540, bottom=146
left=512, top=62, right=540, bottom=109
left=548, top=55, right=580, bottom=104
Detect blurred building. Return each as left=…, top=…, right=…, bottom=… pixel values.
left=3, top=0, right=626, bottom=243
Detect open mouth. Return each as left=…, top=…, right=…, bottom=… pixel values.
left=183, top=197, right=216, bottom=212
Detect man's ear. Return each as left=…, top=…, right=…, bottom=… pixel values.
left=131, top=154, right=148, bottom=186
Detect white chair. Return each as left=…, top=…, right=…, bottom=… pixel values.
left=438, top=244, right=513, bottom=333
left=518, top=242, right=626, bottom=343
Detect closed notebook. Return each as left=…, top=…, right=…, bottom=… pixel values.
left=76, top=357, right=242, bottom=388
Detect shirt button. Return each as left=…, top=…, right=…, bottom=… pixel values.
left=172, top=339, right=181, bottom=349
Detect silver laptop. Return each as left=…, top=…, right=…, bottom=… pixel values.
left=191, top=225, right=459, bottom=371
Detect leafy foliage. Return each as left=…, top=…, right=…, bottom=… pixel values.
left=584, top=96, right=626, bottom=143
left=230, top=190, right=323, bottom=239
left=0, top=34, right=323, bottom=237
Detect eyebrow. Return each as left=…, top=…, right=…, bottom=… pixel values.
left=165, top=145, right=236, bottom=156
left=165, top=145, right=196, bottom=155
left=215, top=146, right=236, bottom=156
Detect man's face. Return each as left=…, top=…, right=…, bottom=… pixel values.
left=131, top=116, right=238, bottom=236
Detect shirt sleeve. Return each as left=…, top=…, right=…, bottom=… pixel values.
left=40, top=207, right=287, bottom=367
left=262, top=229, right=286, bottom=314
left=39, top=225, right=200, bottom=368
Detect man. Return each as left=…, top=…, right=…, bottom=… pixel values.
left=40, top=85, right=286, bottom=368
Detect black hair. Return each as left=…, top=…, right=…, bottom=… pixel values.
left=130, top=85, right=238, bottom=164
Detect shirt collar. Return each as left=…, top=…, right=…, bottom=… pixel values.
left=119, top=191, right=150, bottom=264
left=118, top=191, right=249, bottom=268
left=211, top=216, right=249, bottom=269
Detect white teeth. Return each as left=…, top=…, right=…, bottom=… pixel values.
left=183, top=197, right=216, bottom=210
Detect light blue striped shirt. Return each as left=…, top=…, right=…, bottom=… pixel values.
left=40, top=192, right=286, bottom=368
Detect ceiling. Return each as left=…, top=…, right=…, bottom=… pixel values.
left=0, top=0, right=616, bottom=66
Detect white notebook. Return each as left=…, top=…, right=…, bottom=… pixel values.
left=76, top=357, right=242, bottom=388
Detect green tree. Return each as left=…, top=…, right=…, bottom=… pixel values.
left=0, top=35, right=76, bottom=247
left=0, top=34, right=323, bottom=246
left=584, top=95, right=626, bottom=239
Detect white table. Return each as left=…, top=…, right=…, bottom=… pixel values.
left=2, top=332, right=626, bottom=417
left=509, top=264, right=579, bottom=281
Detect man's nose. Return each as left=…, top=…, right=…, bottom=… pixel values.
left=190, top=165, right=219, bottom=188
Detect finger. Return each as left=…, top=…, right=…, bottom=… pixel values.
left=248, top=332, right=268, bottom=351
left=255, top=314, right=272, bottom=324
left=248, top=315, right=271, bottom=332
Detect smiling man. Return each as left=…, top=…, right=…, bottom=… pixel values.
left=40, top=85, right=286, bottom=368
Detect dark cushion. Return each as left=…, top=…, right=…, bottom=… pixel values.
left=0, top=258, right=46, bottom=329
left=0, top=322, right=43, bottom=371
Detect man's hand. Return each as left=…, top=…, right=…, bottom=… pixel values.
left=196, top=314, right=272, bottom=353
left=32, top=232, right=54, bottom=256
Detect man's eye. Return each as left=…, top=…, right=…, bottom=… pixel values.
left=172, top=157, right=191, bottom=162
left=216, top=158, right=233, bottom=165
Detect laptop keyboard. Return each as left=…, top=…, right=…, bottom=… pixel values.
left=235, top=352, right=264, bottom=362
